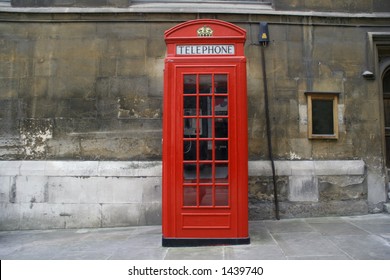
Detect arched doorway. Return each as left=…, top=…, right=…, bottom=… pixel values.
left=383, top=67, right=390, bottom=167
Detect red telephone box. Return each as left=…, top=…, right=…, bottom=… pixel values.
left=162, top=19, right=249, bottom=246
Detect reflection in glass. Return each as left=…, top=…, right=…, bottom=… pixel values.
left=183, top=186, right=197, bottom=206
left=215, top=97, right=228, bottom=116
left=184, top=74, right=197, bottom=94
left=199, top=141, right=211, bottom=160
left=184, top=96, right=196, bottom=115
left=215, top=164, right=228, bottom=179
left=199, top=164, right=212, bottom=179
left=199, top=186, right=212, bottom=206
left=183, top=140, right=197, bottom=160
left=200, top=96, right=212, bottom=116
left=215, top=141, right=228, bottom=160
left=183, top=164, right=197, bottom=182
left=215, top=118, right=228, bottom=138
left=215, top=186, right=229, bottom=206
left=183, top=118, right=198, bottom=137
left=215, top=74, right=227, bottom=94
left=200, top=118, right=212, bottom=138
left=199, top=74, right=212, bottom=93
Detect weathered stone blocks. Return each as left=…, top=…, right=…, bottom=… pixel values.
left=248, top=160, right=368, bottom=218
left=0, top=159, right=368, bottom=229
left=0, top=161, right=162, bottom=230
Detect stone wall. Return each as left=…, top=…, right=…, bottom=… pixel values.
left=248, top=160, right=367, bottom=219
left=274, top=0, right=390, bottom=13
left=0, top=20, right=166, bottom=160
left=0, top=9, right=388, bottom=228
left=0, top=161, right=162, bottom=230
left=0, top=15, right=387, bottom=164
left=10, top=0, right=390, bottom=13
left=0, top=160, right=366, bottom=230
left=11, top=0, right=130, bottom=7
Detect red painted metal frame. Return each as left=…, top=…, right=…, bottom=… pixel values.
left=163, top=19, right=248, bottom=243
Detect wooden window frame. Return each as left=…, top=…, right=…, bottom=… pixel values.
left=305, top=92, right=339, bottom=140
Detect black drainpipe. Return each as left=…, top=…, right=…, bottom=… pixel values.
left=259, top=22, right=280, bottom=220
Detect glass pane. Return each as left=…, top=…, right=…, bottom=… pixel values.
left=386, top=134, right=390, bottom=166
left=215, top=118, right=228, bottom=138
left=199, top=140, right=212, bottom=160
left=184, top=118, right=198, bottom=136
left=199, top=74, right=212, bottom=93
left=215, top=97, right=228, bottom=116
left=183, top=140, right=196, bottom=160
left=183, top=186, right=197, bottom=206
left=383, top=70, right=390, bottom=93
left=183, top=163, right=197, bottom=182
left=184, top=74, right=197, bottom=94
left=199, top=163, right=212, bottom=179
left=215, top=140, right=228, bottom=160
left=199, top=186, right=212, bottom=206
left=384, top=98, right=390, bottom=128
left=215, top=186, right=229, bottom=206
left=215, top=74, right=227, bottom=94
left=200, top=118, right=212, bottom=138
left=312, top=99, right=334, bottom=135
left=215, top=163, right=228, bottom=180
left=200, top=96, right=212, bottom=116
left=184, top=96, right=196, bottom=115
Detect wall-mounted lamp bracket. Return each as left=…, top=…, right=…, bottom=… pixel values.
left=258, top=22, right=270, bottom=47
left=362, top=70, right=375, bottom=80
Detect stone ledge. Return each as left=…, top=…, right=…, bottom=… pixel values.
left=0, top=2, right=272, bottom=14
left=0, top=160, right=163, bottom=177
left=248, top=160, right=365, bottom=177
left=1, top=4, right=390, bottom=18
left=0, top=159, right=365, bottom=177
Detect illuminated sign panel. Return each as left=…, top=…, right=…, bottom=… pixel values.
left=176, top=44, right=235, bottom=55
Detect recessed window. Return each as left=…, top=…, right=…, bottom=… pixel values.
left=305, top=92, right=339, bottom=139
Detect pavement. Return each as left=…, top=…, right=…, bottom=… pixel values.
left=0, top=214, right=389, bottom=260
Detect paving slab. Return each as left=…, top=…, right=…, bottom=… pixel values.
left=380, top=233, right=390, bottom=242
left=303, top=216, right=345, bottom=223
left=272, top=232, right=349, bottom=259
left=248, top=221, right=276, bottom=245
left=307, top=222, right=369, bottom=236
left=328, top=235, right=390, bottom=260
left=342, top=215, right=390, bottom=235
left=224, top=244, right=286, bottom=260
left=263, top=219, right=314, bottom=233
left=108, top=247, right=169, bottom=260
left=165, top=246, right=224, bottom=260
left=0, top=214, right=389, bottom=260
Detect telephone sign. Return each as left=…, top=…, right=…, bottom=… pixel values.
left=162, top=19, right=249, bottom=246
left=176, top=45, right=235, bottom=55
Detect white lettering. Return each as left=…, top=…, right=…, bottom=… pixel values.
left=176, top=45, right=235, bottom=55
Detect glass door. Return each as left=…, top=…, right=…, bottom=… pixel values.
left=182, top=73, right=230, bottom=208
left=171, top=64, right=246, bottom=240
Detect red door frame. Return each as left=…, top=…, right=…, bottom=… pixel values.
left=162, top=20, right=249, bottom=246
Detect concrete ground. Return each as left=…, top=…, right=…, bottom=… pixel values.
left=0, top=214, right=389, bottom=260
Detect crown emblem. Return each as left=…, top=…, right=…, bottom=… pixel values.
left=197, top=26, right=213, bottom=37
